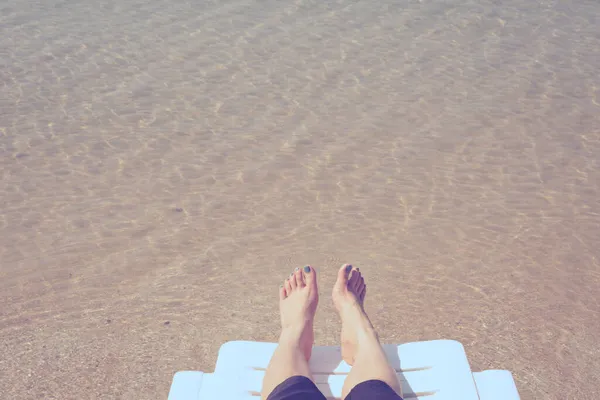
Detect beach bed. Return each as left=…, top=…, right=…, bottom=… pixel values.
left=169, top=340, right=520, bottom=399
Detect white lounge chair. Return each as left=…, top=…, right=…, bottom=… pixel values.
left=169, top=340, right=520, bottom=400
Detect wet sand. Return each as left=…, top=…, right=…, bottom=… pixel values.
left=1, top=0, right=599, bottom=398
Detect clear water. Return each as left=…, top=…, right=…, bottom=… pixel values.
left=1, top=0, right=599, bottom=398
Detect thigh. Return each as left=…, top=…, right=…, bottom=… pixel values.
left=345, top=379, right=404, bottom=400
left=266, top=375, right=327, bottom=400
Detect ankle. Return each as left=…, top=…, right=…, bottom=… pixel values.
left=280, top=322, right=311, bottom=342
left=355, top=324, right=379, bottom=342
left=341, top=307, right=378, bottom=341
left=338, top=300, right=363, bottom=318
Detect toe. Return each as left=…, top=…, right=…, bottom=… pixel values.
left=279, top=285, right=287, bottom=300
left=355, top=276, right=365, bottom=291
left=335, top=264, right=352, bottom=288
left=303, top=265, right=316, bottom=287
left=284, top=279, right=292, bottom=294
left=356, top=277, right=365, bottom=293
left=354, top=277, right=364, bottom=292
left=294, top=268, right=305, bottom=287
left=348, top=268, right=361, bottom=290
left=359, top=284, right=367, bottom=301
left=289, top=271, right=298, bottom=289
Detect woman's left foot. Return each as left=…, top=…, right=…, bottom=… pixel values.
left=278, top=266, right=319, bottom=360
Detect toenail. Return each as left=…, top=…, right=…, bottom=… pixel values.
left=345, top=264, right=352, bottom=272
left=356, top=268, right=360, bottom=271
left=304, top=265, right=311, bottom=273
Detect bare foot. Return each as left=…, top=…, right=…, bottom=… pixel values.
left=332, top=264, right=372, bottom=365
left=279, top=265, right=319, bottom=360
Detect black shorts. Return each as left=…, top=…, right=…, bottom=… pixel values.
left=266, top=375, right=403, bottom=400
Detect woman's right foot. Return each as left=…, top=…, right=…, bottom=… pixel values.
left=332, top=264, right=376, bottom=365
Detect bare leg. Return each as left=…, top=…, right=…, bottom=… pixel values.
left=261, top=266, right=319, bottom=400
left=332, top=264, right=403, bottom=399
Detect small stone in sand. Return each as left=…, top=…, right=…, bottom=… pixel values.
left=174, top=207, right=183, bottom=212
left=164, top=321, right=170, bottom=326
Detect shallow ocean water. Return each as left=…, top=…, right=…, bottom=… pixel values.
left=1, top=0, right=599, bottom=398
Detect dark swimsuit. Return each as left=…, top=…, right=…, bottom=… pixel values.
left=267, top=375, right=403, bottom=400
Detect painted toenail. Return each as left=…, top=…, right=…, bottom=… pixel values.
left=345, top=264, right=352, bottom=272
left=304, top=266, right=311, bottom=273
left=356, top=268, right=360, bottom=271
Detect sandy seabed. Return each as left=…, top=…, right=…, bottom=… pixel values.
left=1, top=0, right=599, bottom=398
